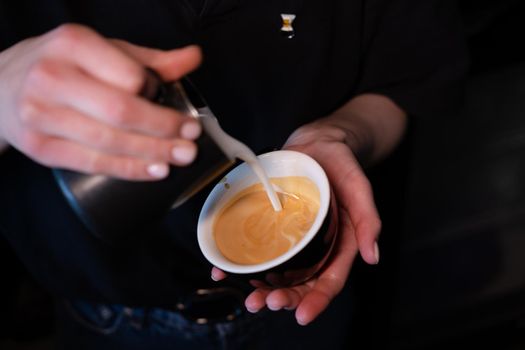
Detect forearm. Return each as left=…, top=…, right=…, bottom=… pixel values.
left=290, top=94, right=407, bottom=166
left=330, top=94, right=407, bottom=164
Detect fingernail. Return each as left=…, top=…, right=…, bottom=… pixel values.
left=172, top=145, right=197, bottom=164
left=296, top=316, right=309, bottom=326
left=210, top=270, right=219, bottom=282
left=373, top=241, right=380, bottom=264
left=147, top=163, right=169, bottom=178
left=180, top=121, right=201, bottom=140
left=267, top=303, right=282, bottom=311
left=246, top=306, right=258, bottom=314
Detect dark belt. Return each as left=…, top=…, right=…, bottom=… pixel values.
left=64, top=287, right=248, bottom=330
left=172, top=286, right=247, bottom=325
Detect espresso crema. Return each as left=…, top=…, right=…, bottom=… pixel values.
left=214, top=176, right=320, bottom=265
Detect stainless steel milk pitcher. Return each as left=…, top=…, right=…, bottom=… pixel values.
left=53, top=71, right=234, bottom=242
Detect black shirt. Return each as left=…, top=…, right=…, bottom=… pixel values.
left=0, top=0, right=468, bottom=305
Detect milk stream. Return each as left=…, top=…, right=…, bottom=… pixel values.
left=198, top=107, right=282, bottom=212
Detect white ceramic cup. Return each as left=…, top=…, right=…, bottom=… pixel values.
left=198, top=150, right=338, bottom=287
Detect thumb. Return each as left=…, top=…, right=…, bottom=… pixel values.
left=112, top=40, right=202, bottom=81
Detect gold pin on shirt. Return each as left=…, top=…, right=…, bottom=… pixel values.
left=280, top=14, right=296, bottom=39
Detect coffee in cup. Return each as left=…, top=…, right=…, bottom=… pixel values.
left=214, top=176, right=320, bottom=265
left=198, top=150, right=339, bottom=287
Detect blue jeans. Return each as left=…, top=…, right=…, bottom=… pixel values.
left=55, top=300, right=264, bottom=350
left=55, top=284, right=354, bottom=350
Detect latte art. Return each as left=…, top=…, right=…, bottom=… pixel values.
left=214, top=176, right=320, bottom=265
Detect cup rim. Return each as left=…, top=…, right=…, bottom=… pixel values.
left=197, top=150, right=330, bottom=274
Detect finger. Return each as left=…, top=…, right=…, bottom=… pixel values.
left=294, top=276, right=345, bottom=325
left=295, top=289, right=332, bottom=326
left=113, top=40, right=202, bottom=81
left=44, top=24, right=146, bottom=93
left=245, top=288, right=271, bottom=313
left=249, top=280, right=269, bottom=288
left=266, top=287, right=307, bottom=311
left=284, top=142, right=381, bottom=264
left=211, top=267, right=227, bottom=282
left=266, top=289, right=291, bottom=311
left=295, top=219, right=358, bottom=325
left=316, top=144, right=380, bottom=265
left=24, top=134, right=170, bottom=180
left=339, top=169, right=381, bottom=265
left=26, top=60, right=201, bottom=139
left=21, top=102, right=197, bottom=166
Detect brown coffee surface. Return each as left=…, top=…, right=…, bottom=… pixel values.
left=214, top=176, right=320, bottom=265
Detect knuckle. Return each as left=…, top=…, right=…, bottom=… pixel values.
left=164, top=117, right=182, bottom=137
left=88, top=127, right=117, bottom=150
left=45, top=25, right=143, bottom=94
left=123, top=136, right=168, bottom=161
left=118, top=159, right=141, bottom=179
left=353, top=172, right=372, bottom=191
left=83, top=153, right=104, bottom=174
left=25, top=59, right=61, bottom=88
left=47, top=23, right=89, bottom=52
left=84, top=154, right=140, bottom=179
left=17, top=98, right=43, bottom=127
left=19, top=132, right=45, bottom=158
left=118, top=136, right=168, bottom=163
left=25, top=138, right=64, bottom=169
left=106, top=42, right=144, bottom=93
left=372, top=217, right=382, bottom=233
left=149, top=139, right=171, bottom=160
left=362, top=216, right=382, bottom=237
left=154, top=110, right=181, bottom=137
left=155, top=140, right=172, bottom=158
left=122, top=66, right=145, bottom=94
left=104, top=96, right=131, bottom=126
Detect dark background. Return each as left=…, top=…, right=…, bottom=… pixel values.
left=354, top=0, right=525, bottom=348
left=1, top=0, right=525, bottom=349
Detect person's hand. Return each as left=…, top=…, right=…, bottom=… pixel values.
left=0, top=24, right=202, bottom=179
left=212, top=123, right=382, bottom=325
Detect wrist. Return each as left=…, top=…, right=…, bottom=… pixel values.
left=285, top=94, right=407, bottom=166
left=322, top=94, right=407, bottom=164
left=323, top=116, right=374, bottom=164
left=286, top=118, right=374, bottom=165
